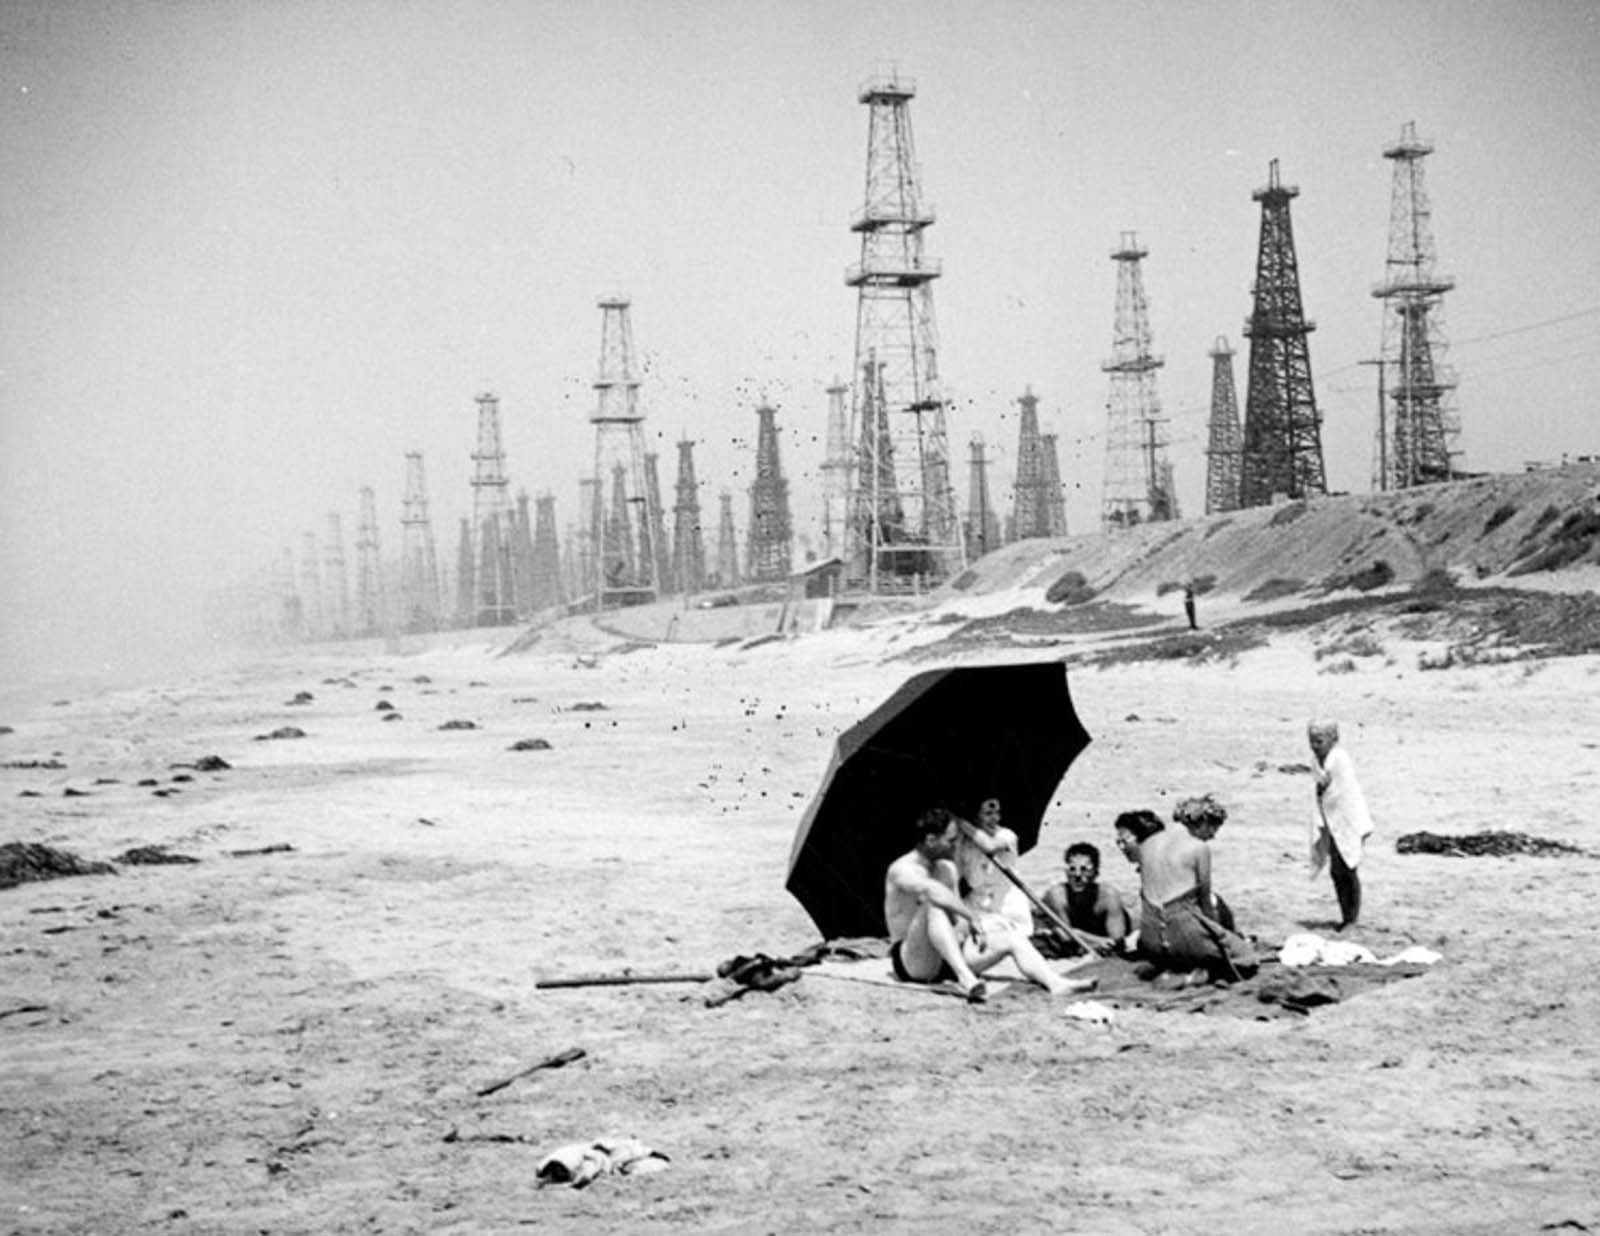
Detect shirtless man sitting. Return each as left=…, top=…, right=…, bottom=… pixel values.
left=1042, top=842, right=1130, bottom=955
left=884, top=807, right=1092, bottom=1003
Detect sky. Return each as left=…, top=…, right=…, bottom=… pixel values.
left=2, top=0, right=1598, bottom=683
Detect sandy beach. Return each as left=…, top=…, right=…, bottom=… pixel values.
left=2, top=600, right=1597, bottom=1235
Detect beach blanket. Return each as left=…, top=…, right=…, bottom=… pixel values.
left=1312, top=746, right=1374, bottom=876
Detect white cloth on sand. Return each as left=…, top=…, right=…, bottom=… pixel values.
left=1310, top=746, right=1374, bottom=878
left=536, top=1136, right=669, bottom=1188
left=1279, top=932, right=1441, bottom=968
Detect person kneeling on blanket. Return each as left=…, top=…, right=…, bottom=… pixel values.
left=884, top=807, right=1093, bottom=1003
left=1114, top=809, right=1258, bottom=983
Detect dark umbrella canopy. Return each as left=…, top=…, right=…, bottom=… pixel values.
left=785, top=660, right=1092, bottom=941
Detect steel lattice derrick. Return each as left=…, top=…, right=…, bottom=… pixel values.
left=1372, top=122, right=1458, bottom=490
left=1239, top=161, right=1326, bottom=507
left=1101, top=232, right=1174, bottom=527
left=671, top=438, right=706, bottom=596
left=1204, top=337, right=1244, bottom=515
left=746, top=404, right=793, bottom=582
left=843, top=71, right=963, bottom=591
left=588, top=296, right=661, bottom=608
left=400, top=450, right=442, bottom=633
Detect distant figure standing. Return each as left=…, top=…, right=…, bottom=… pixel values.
left=1309, top=721, right=1374, bottom=929
left=1183, top=583, right=1198, bottom=631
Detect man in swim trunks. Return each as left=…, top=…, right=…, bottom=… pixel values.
left=884, top=807, right=1091, bottom=1002
left=1042, top=842, right=1130, bottom=954
left=1114, top=809, right=1257, bottom=982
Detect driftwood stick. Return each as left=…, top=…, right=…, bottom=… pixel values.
left=534, top=972, right=713, bottom=990
left=476, top=1046, right=587, bottom=1097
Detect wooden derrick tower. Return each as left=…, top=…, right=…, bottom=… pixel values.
left=470, top=392, right=518, bottom=626
left=1204, top=338, right=1244, bottom=515
left=354, top=486, right=385, bottom=637
left=964, top=434, right=1001, bottom=560
left=672, top=438, right=706, bottom=596
left=844, top=71, right=962, bottom=590
left=1010, top=387, right=1050, bottom=541
left=746, top=403, right=793, bottom=582
left=399, top=451, right=442, bottom=633
left=1372, top=122, right=1459, bottom=490
left=1240, top=160, right=1326, bottom=506
left=588, top=296, right=661, bottom=607
left=1102, top=232, right=1176, bottom=527
left=323, top=512, right=350, bottom=638
left=530, top=493, right=564, bottom=611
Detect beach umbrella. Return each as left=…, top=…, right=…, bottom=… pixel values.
left=785, top=660, right=1092, bottom=940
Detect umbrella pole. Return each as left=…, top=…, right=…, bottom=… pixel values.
left=972, top=843, right=1107, bottom=957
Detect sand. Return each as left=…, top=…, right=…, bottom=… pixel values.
left=1, top=610, right=1597, bottom=1234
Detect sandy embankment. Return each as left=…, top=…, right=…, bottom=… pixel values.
left=1, top=607, right=1597, bottom=1234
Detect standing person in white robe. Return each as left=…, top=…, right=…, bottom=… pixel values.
left=1308, top=720, right=1374, bottom=929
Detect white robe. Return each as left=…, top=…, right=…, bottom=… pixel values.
left=1311, top=745, right=1374, bottom=876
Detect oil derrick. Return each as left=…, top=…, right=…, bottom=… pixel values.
left=1040, top=433, right=1068, bottom=535
left=588, top=296, right=660, bottom=607
left=530, top=493, right=564, bottom=611
left=1010, top=387, right=1049, bottom=540
left=470, top=392, right=517, bottom=626
left=299, top=531, right=323, bottom=641
left=278, top=547, right=303, bottom=640
left=1239, top=160, right=1326, bottom=506
left=1101, top=232, right=1175, bottom=528
left=574, top=477, right=600, bottom=605
left=354, top=487, right=385, bottom=637
left=716, top=490, right=740, bottom=588
left=454, top=516, right=475, bottom=625
left=819, top=379, right=851, bottom=558
left=323, top=513, right=350, bottom=638
left=844, top=71, right=963, bottom=590
left=671, top=439, right=706, bottom=595
left=644, top=452, right=673, bottom=594
left=1204, top=338, right=1244, bottom=515
left=1372, top=122, right=1458, bottom=490
left=746, top=404, right=793, bottom=582
left=511, top=491, right=537, bottom=618
left=964, top=434, right=1001, bottom=560
left=399, top=450, right=442, bottom=633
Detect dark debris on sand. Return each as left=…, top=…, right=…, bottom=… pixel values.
left=0, top=842, right=115, bottom=890
left=1396, top=830, right=1588, bottom=858
left=116, top=845, right=200, bottom=866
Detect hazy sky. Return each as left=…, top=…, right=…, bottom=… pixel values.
left=3, top=0, right=1598, bottom=682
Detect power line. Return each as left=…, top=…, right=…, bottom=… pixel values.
left=1453, top=305, right=1600, bottom=348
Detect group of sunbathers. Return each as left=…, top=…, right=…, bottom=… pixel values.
left=883, top=721, right=1369, bottom=999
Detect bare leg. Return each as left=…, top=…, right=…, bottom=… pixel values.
left=901, top=904, right=982, bottom=993
left=966, top=930, right=1094, bottom=996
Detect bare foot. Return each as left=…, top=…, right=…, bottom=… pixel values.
left=1051, top=976, right=1097, bottom=995
left=963, top=980, right=989, bottom=1004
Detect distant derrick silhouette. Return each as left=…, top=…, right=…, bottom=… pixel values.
left=469, top=392, right=517, bottom=626
left=1240, top=160, right=1326, bottom=506
left=400, top=451, right=442, bottom=632
left=531, top=492, right=564, bottom=611
left=964, top=434, right=1001, bottom=560
left=1010, top=387, right=1052, bottom=540
left=1205, top=337, right=1244, bottom=514
left=588, top=296, right=661, bottom=607
left=672, top=438, right=706, bottom=595
left=746, top=404, right=793, bottom=582
left=354, top=486, right=385, bottom=636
